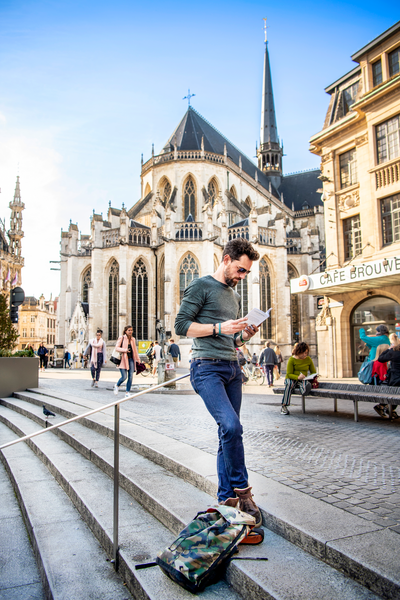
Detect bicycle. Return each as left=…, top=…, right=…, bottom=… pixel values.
left=140, top=362, right=152, bottom=377
left=241, top=363, right=265, bottom=385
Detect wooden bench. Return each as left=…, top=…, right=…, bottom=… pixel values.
left=273, top=382, right=400, bottom=421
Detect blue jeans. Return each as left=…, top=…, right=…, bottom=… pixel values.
left=190, top=359, right=248, bottom=502
left=91, top=352, right=103, bottom=381
left=117, top=358, right=135, bottom=392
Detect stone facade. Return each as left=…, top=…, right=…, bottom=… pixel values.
left=58, top=40, right=324, bottom=365
left=1, top=177, right=24, bottom=294
left=294, top=21, right=400, bottom=377
left=18, top=295, right=57, bottom=354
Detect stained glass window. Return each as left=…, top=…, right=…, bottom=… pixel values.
left=163, top=181, right=172, bottom=204
left=132, top=259, right=148, bottom=340
left=184, top=177, right=196, bottom=220
left=208, top=179, right=218, bottom=206
left=82, top=268, right=91, bottom=303
left=179, top=254, right=199, bottom=303
left=108, top=260, right=119, bottom=340
left=259, top=258, right=271, bottom=339
left=288, top=264, right=300, bottom=344
left=236, top=277, right=248, bottom=319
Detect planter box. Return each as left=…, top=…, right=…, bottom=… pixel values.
left=0, top=357, right=39, bottom=398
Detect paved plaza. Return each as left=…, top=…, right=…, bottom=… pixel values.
left=38, top=367, right=400, bottom=533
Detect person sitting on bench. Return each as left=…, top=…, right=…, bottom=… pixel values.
left=280, top=342, right=316, bottom=416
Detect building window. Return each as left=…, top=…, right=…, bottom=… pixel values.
left=339, top=149, right=357, bottom=188
left=179, top=254, right=199, bottom=303
left=22, top=329, right=27, bottom=338
left=381, top=193, right=400, bottom=245
left=183, top=177, right=196, bottom=220
left=343, top=82, right=359, bottom=115
left=288, top=264, right=300, bottom=345
left=229, top=185, right=237, bottom=199
left=376, top=115, right=400, bottom=164
left=31, top=315, right=35, bottom=322
left=236, top=277, right=248, bottom=319
left=108, top=260, right=119, bottom=340
left=389, top=47, right=400, bottom=78
left=372, top=59, right=383, bottom=86
left=131, top=259, right=148, bottom=341
left=162, top=180, right=172, bottom=204
left=30, top=328, right=35, bottom=337
left=82, top=268, right=91, bottom=303
left=207, top=179, right=218, bottom=206
left=344, top=215, right=362, bottom=261
left=259, top=258, right=271, bottom=340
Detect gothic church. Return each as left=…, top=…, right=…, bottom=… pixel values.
left=58, top=38, right=324, bottom=363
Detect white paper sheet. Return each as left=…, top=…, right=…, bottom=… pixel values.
left=245, top=307, right=272, bottom=327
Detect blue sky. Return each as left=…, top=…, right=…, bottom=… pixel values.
left=0, top=1, right=398, bottom=298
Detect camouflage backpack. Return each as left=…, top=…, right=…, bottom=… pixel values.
left=155, top=505, right=255, bottom=593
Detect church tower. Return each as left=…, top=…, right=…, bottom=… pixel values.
left=8, top=176, right=25, bottom=259
left=257, top=22, right=283, bottom=190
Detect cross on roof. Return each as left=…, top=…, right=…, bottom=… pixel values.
left=183, top=89, right=195, bottom=106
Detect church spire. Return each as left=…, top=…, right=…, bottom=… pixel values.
left=8, top=176, right=25, bottom=259
left=257, top=20, right=283, bottom=182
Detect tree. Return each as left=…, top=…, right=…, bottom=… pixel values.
left=0, top=292, right=19, bottom=353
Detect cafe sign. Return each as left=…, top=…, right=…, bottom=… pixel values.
left=290, top=256, right=400, bottom=294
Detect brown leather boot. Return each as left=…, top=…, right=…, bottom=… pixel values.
left=233, top=486, right=262, bottom=527
left=221, top=497, right=239, bottom=508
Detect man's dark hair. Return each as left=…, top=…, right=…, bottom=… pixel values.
left=222, top=238, right=260, bottom=262
left=293, top=342, right=309, bottom=356
left=266, top=341, right=272, bottom=348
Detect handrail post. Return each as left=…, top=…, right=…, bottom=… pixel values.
left=113, top=402, right=120, bottom=569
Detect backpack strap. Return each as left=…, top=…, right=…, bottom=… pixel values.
left=135, top=561, right=158, bottom=570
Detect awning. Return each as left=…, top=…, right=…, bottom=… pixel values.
left=290, top=256, right=400, bottom=296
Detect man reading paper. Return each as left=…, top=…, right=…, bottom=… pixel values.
left=175, top=239, right=262, bottom=526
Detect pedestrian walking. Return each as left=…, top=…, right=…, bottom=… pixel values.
left=152, top=341, right=163, bottom=376
left=86, top=330, right=106, bottom=388
left=113, top=325, right=142, bottom=397
left=259, top=342, right=277, bottom=387
left=146, top=341, right=155, bottom=370
left=167, top=338, right=181, bottom=365
left=250, top=352, right=258, bottom=373
left=175, top=237, right=262, bottom=526
left=63, top=350, right=71, bottom=369
left=280, top=342, right=316, bottom=415
left=274, top=345, right=283, bottom=378
left=389, top=333, right=399, bottom=347
left=38, top=342, right=48, bottom=372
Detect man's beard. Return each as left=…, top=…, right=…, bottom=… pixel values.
left=224, top=267, right=238, bottom=288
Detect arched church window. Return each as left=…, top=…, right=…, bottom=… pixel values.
left=236, top=277, right=248, bottom=318
left=288, top=264, right=300, bottom=345
left=131, top=259, right=148, bottom=341
left=82, top=268, right=91, bottom=304
left=208, top=179, right=218, bottom=206
left=245, top=196, right=252, bottom=210
left=230, top=185, right=237, bottom=199
left=162, top=180, right=172, bottom=204
left=184, top=177, right=196, bottom=220
left=179, top=253, right=199, bottom=303
left=108, top=260, right=119, bottom=340
left=259, top=258, right=272, bottom=340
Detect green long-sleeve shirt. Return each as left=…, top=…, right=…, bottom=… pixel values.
left=174, top=275, right=240, bottom=361
left=286, top=356, right=316, bottom=381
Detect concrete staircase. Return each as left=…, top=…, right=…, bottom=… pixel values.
left=0, top=388, right=397, bottom=600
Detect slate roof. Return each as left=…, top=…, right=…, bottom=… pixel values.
left=162, top=107, right=281, bottom=199
left=278, top=169, right=322, bottom=212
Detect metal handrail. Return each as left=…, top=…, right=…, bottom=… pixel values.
left=0, top=372, right=190, bottom=569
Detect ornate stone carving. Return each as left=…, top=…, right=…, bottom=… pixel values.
left=321, top=152, right=333, bottom=164
left=337, top=191, right=360, bottom=211
left=355, top=134, right=368, bottom=147
left=316, top=302, right=331, bottom=326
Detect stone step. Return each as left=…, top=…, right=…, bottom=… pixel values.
left=13, top=387, right=400, bottom=600
left=0, top=423, right=134, bottom=600
left=0, top=414, right=240, bottom=600
left=0, top=395, right=386, bottom=600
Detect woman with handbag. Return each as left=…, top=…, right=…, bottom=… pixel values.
left=87, top=329, right=106, bottom=388
left=113, top=325, right=142, bottom=397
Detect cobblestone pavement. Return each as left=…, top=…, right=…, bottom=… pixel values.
left=38, top=369, right=400, bottom=533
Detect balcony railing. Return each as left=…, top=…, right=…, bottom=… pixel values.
left=128, top=227, right=151, bottom=246
left=228, top=225, right=249, bottom=241
left=373, top=158, right=400, bottom=190
left=175, top=221, right=202, bottom=240
left=102, top=229, right=119, bottom=247
left=258, top=227, right=276, bottom=246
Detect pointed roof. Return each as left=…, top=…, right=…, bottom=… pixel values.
left=162, top=107, right=280, bottom=198
left=14, top=176, right=22, bottom=201
left=260, top=42, right=279, bottom=146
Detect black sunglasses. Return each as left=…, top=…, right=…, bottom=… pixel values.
left=237, top=267, right=251, bottom=275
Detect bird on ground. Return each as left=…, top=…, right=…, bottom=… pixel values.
left=43, top=405, right=56, bottom=417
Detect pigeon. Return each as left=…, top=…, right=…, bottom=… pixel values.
left=43, top=405, right=56, bottom=417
